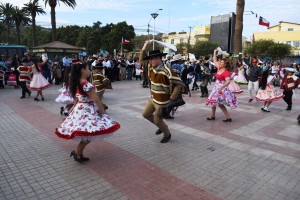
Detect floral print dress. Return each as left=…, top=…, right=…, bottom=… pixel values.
left=205, top=70, right=238, bottom=109
left=55, top=81, right=120, bottom=141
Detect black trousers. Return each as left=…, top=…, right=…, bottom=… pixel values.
left=200, top=86, right=208, bottom=95
left=283, top=90, right=293, bottom=107
left=20, top=81, right=30, bottom=97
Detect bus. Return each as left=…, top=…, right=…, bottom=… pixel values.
left=0, top=44, right=29, bottom=58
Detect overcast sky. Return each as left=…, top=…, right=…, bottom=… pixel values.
left=6, top=0, right=300, bottom=40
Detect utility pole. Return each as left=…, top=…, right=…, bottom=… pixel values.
left=187, top=26, right=192, bottom=60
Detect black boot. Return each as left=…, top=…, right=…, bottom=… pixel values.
left=60, top=107, right=64, bottom=115
left=286, top=105, right=292, bottom=111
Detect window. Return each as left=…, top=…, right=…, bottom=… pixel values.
left=293, top=41, right=300, bottom=47
left=180, top=39, right=183, bottom=43
left=171, top=39, right=174, bottom=44
left=288, top=28, right=294, bottom=31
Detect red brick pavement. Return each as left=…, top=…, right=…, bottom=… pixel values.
left=4, top=98, right=222, bottom=200
left=122, top=101, right=300, bottom=160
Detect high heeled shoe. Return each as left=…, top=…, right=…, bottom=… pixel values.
left=80, top=154, right=90, bottom=161
left=207, top=116, right=215, bottom=120
left=70, top=150, right=83, bottom=163
left=223, top=118, right=232, bottom=122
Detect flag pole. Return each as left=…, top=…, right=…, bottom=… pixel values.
left=121, top=37, right=123, bottom=57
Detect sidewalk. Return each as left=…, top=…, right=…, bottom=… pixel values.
left=0, top=80, right=299, bottom=200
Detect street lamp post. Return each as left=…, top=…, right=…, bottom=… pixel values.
left=149, top=9, right=162, bottom=50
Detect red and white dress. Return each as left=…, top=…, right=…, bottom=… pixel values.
left=206, top=70, right=238, bottom=109
left=29, top=65, right=52, bottom=91
left=55, top=81, right=120, bottom=141
left=255, top=75, right=284, bottom=102
left=228, top=73, right=243, bottom=94
left=55, top=84, right=74, bottom=104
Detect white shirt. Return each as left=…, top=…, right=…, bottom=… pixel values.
left=103, top=60, right=112, bottom=68
left=271, top=65, right=279, bottom=74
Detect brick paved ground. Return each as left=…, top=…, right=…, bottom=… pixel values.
left=0, top=80, right=299, bottom=200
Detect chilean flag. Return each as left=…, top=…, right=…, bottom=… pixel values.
left=259, top=16, right=270, bottom=27
left=122, top=39, right=130, bottom=45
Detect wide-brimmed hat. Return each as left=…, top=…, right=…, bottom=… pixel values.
left=285, top=67, right=297, bottom=73
left=143, top=50, right=167, bottom=60
left=170, top=54, right=183, bottom=62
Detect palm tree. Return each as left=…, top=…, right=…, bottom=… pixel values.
left=11, top=6, right=31, bottom=44
left=233, top=0, right=245, bottom=54
left=23, top=0, right=46, bottom=47
left=43, top=0, right=76, bottom=41
left=0, top=3, right=14, bottom=43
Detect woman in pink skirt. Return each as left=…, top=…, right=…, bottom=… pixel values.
left=255, top=70, right=284, bottom=112
left=228, top=73, right=243, bottom=94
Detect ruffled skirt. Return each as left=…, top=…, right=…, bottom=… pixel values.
left=228, top=80, right=243, bottom=94
left=55, top=102, right=120, bottom=141
left=255, top=84, right=284, bottom=102
left=234, top=72, right=248, bottom=84
left=29, top=72, right=52, bottom=91
left=205, top=80, right=238, bottom=109
left=55, top=86, right=74, bottom=104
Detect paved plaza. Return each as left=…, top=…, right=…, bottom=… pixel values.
left=0, top=80, right=300, bottom=200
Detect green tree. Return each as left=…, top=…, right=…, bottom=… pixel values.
left=0, top=3, right=14, bottom=42
left=23, top=0, right=46, bottom=47
left=56, top=25, right=82, bottom=45
left=43, top=0, right=76, bottom=41
left=244, top=39, right=276, bottom=57
left=244, top=39, right=292, bottom=60
left=101, top=21, right=135, bottom=55
left=193, top=41, right=219, bottom=58
left=11, top=6, right=31, bottom=44
left=267, top=43, right=292, bottom=60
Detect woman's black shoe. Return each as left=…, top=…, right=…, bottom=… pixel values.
left=80, top=154, right=90, bottom=161
left=60, top=107, right=64, bottom=115
left=223, top=118, right=232, bottom=122
left=34, top=98, right=40, bottom=101
left=70, top=150, right=83, bottom=163
left=20, top=96, right=25, bottom=99
left=41, top=97, right=44, bottom=101
left=160, top=134, right=171, bottom=143
left=207, top=116, right=215, bottom=120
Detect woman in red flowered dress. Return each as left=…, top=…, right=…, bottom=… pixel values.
left=55, top=63, right=120, bottom=163
left=205, top=49, right=237, bottom=122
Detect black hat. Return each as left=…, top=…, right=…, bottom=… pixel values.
left=93, top=62, right=104, bottom=69
left=143, top=50, right=167, bottom=60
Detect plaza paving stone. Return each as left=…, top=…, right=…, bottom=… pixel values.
left=0, top=80, right=299, bottom=200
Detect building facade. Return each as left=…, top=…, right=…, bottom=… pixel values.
left=253, top=21, right=300, bottom=56
left=162, top=26, right=210, bottom=52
